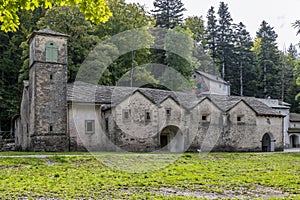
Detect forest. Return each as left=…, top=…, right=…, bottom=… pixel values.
left=0, top=0, right=300, bottom=132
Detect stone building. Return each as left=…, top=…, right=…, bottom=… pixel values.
left=15, top=28, right=287, bottom=152
left=288, top=113, right=300, bottom=148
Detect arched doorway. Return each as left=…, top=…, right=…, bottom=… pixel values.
left=160, top=125, right=184, bottom=152
left=290, top=135, right=299, bottom=148
left=262, top=133, right=275, bottom=152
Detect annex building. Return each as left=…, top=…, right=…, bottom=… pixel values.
left=14, top=28, right=297, bottom=152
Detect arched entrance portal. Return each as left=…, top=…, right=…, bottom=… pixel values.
left=262, top=133, right=275, bottom=152
left=160, top=126, right=184, bottom=152
left=290, top=135, right=299, bottom=148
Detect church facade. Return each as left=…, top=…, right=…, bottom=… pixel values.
left=15, top=28, right=286, bottom=152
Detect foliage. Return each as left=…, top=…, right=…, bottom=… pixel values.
left=253, top=20, right=281, bottom=99
left=0, top=153, right=300, bottom=199
left=95, top=0, right=155, bottom=86
left=292, top=20, right=300, bottom=36
left=151, top=0, right=186, bottom=29
left=0, top=0, right=112, bottom=32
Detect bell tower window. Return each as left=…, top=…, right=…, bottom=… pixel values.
left=46, top=41, right=58, bottom=62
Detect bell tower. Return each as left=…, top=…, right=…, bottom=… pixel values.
left=28, top=27, right=69, bottom=151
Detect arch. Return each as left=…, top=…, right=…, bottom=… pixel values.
left=290, top=134, right=299, bottom=148
left=46, top=41, right=58, bottom=62
left=261, top=132, right=275, bottom=152
left=160, top=125, right=184, bottom=152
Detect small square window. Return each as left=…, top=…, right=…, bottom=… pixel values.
left=237, top=115, right=244, bottom=124
left=202, top=115, right=207, bottom=121
left=85, top=120, right=95, bottom=134
left=197, top=83, right=202, bottom=89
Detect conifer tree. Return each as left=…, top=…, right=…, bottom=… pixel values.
left=151, top=0, right=185, bottom=29
left=206, top=7, right=218, bottom=64
left=232, top=22, right=255, bottom=96
left=254, top=20, right=281, bottom=99
left=216, top=2, right=235, bottom=80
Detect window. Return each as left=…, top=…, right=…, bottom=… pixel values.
left=50, top=74, right=53, bottom=80
left=237, top=115, right=244, bottom=124
left=105, top=118, right=109, bottom=131
left=223, top=85, right=227, bottom=91
left=46, top=41, right=58, bottom=62
left=49, top=125, right=53, bottom=132
left=197, top=83, right=202, bottom=89
left=85, top=120, right=95, bottom=134
left=145, top=111, right=151, bottom=122
left=166, top=108, right=171, bottom=117
left=123, top=109, right=130, bottom=122
left=202, top=115, right=207, bottom=121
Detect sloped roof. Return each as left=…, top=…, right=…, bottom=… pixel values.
left=207, top=95, right=282, bottom=116
left=196, top=70, right=229, bottom=85
left=290, top=113, right=300, bottom=122
left=29, top=27, right=69, bottom=42
left=67, top=82, right=281, bottom=116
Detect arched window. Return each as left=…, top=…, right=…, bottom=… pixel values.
left=46, top=41, right=58, bottom=62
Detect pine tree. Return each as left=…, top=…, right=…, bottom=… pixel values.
left=255, top=20, right=281, bottom=99
left=206, top=7, right=218, bottom=64
left=216, top=2, right=235, bottom=80
left=232, top=22, right=255, bottom=96
left=151, top=0, right=186, bottom=29
left=285, top=44, right=300, bottom=112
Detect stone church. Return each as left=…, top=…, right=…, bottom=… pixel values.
left=15, top=28, right=288, bottom=152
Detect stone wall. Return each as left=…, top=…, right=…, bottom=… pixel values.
left=67, top=95, right=284, bottom=153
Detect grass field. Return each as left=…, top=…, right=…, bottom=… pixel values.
left=0, top=152, right=300, bottom=199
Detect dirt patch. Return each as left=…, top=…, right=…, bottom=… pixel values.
left=152, top=185, right=289, bottom=199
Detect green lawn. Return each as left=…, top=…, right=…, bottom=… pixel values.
left=0, top=152, right=299, bottom=199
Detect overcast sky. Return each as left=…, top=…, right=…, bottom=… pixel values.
left=126, top=0, right=300, bottom=51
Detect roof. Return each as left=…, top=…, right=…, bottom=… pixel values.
left=290, top=113, right=300, bottom=122
left=196, top=70, right=229, bottom=85
left=67, top=82, right=282, bottom=117
left=29, top=27, right=69, bottom=43
left=205, top=95, right=282, bottom=116
left=256, top=98, right=290, bottom=109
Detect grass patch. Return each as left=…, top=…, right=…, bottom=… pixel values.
left=0, top=152, right=299, bottom=199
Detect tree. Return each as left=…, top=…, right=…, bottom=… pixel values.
left=216, top=2, right=235, bottom=80
left=231, top=22, right=255, bottom=96
left=293, top=20, right=300, bottom=36
left=95, top=0, right=155, bottom=86
left=205, top=6, right=218, bottom=63
left=254, top=21, right=281, bottom=99
left=284, top=44, right=300, bottom=112
left=183, top=16, right=206, bottom=45
left=0, top=9, right=45, bottom=131
left=151, top=0, right=186, bottom=29
left=0, top=0, right=112, bottom=32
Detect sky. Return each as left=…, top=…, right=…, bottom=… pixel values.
left=125, top=0, right=300, bottom=52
